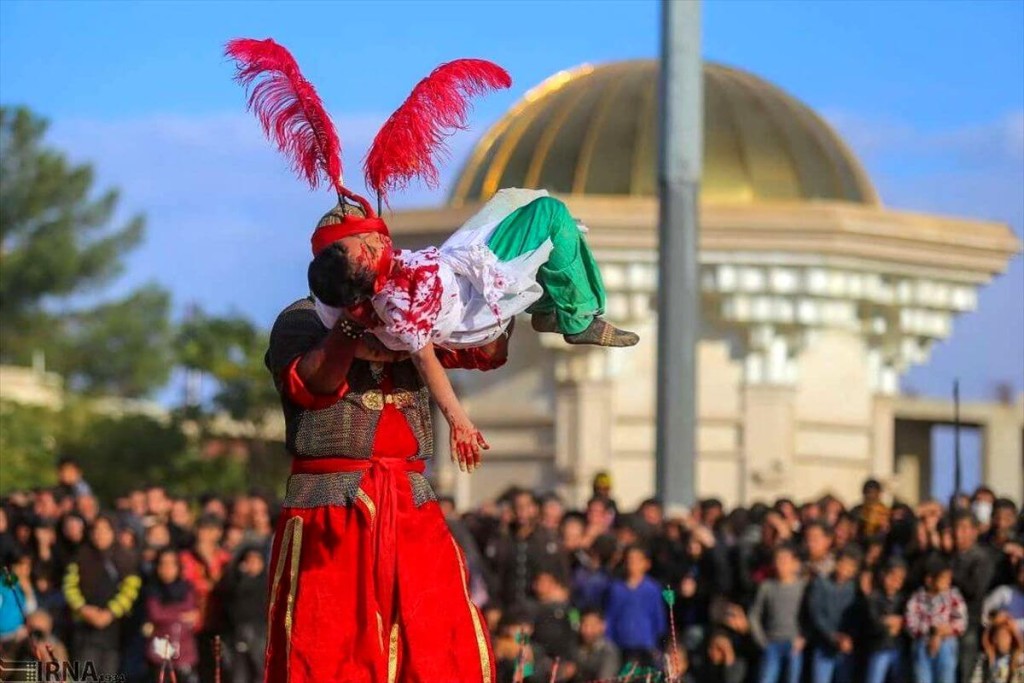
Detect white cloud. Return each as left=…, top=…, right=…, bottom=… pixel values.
left=824, top=109, right=1024, bottom=167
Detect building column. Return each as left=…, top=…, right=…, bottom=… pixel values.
left=552, top=347, right=615, bottom=507
left=894, top=420, right=932, bottom=504
left=982, top=404, right=1024, bottom=503
left=741, top=384, right=796, bottom=504
left=871, top=395, right=896, bottom=484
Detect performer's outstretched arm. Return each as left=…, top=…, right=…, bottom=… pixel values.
left=410, top=341, right=489, bottom=472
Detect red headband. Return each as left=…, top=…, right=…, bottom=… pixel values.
left=310, top=189, right=391, bottom=255
left=311, top=215, right=391, bottom=255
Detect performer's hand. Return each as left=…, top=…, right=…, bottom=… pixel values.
left=450, top=417, right=489, bottom=473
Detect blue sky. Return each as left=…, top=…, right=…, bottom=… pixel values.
left=2, top=0, right=1022, bottom=495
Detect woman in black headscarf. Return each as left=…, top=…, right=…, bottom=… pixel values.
left=62, top=514, right=141, bottom=676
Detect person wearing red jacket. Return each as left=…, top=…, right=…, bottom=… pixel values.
left=262, top=277, right=504, bottom=682
left=145, top=548, right=199, bottom=682
left=224, top=36, right=517, bottom=683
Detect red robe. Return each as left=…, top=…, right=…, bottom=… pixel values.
left=264, top=362, right=495, bottom=683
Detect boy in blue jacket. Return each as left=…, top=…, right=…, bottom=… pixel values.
left=605, top=545, right=668, bottom=669
left=806, top=546, right=862, bottom=683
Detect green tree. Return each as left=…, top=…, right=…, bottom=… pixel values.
left=0, top=106, right=173, bottom=396
left=0, top=401, right=60, bottom=492
left=60, top=285, right=173, bottom=396
left=0, top=398, right=284, bottom=500
left=177, top=310, right=277, bottom=422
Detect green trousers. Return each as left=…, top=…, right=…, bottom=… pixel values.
left=486, top=196, right=606, bottom=335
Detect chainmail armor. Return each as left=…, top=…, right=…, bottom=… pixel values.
left=283, top=471, right=365, bottom=508
left=266, top=298, right=433, bottom=460
left=407, top=472, right=438, bottom=507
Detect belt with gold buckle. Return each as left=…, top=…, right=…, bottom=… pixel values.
left=360, top=389, right=415, bottom=411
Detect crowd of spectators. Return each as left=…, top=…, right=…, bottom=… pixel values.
left=0, top=458, right=270, bottom=682
left=448, top=474, right=1023, bottom=683
left=1, top=460, right=1022, bottom=683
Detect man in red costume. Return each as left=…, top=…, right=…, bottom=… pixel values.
left=263, top=207, right=502, bottom=683
left=222, top=36, right=510, bottom=682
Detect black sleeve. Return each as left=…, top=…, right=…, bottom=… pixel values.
left=956, top=550, right=997, bottom=606
left=857, top=592, right=887, bottom=640
left=265, top=302, right=328, bottom=384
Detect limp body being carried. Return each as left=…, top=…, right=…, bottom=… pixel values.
left=308, top=188, right=639, bottom=472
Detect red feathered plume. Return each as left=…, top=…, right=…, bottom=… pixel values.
left=365, top=59, right=511, bottom=203
left=226, top=38, right=343, bottom=195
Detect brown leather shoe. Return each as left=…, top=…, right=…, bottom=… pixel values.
left=564, top=317, right=639, bottom=347
left=531, top=312, right=559, bottom=333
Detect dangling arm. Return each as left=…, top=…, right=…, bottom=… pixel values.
left=410, top=341, right=489, bottom=472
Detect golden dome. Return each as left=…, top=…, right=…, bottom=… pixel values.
left=450, top=60, right=879, bottom=206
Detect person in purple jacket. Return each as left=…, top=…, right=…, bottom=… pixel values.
left=604, top=544, right=668, bottom=669
left=145, top=548, right=199, bottom=683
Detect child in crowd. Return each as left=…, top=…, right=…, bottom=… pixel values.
left=862, top=557, right=909, bottom=683
left=144, top=548, right=199, bottom=683
left=217, top=546, right=269, bottom=683
left=570, top=534, right=615, bottom=611
left=748, top=544, right=807, bottom=683
left=576, top=608, right=621, bottom=682
left=975, top=611, right=1024, bottom=683
left=492, top=608, right=548, bottom=683
left=905, top=555, right=967, bottom=683
left=806, top=546, right=862, bottom=683
left=802, top=521, right=835, bottom=579
left=0, top=550, right=30, bottom=652
left=529, top=571, right=577, bottom=666
left=604, top=545, right=667, bottom=669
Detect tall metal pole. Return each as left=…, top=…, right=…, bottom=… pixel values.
left=656, top=0, right=702, bottom=507
left=953, top=379, right=962, bottom=503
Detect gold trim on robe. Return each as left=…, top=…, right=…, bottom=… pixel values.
left=268, top=516, right=304, bottom=682
left=356, top=488, right=377, bottom=522
left=450, top=537, right=492, bottom=683
left=387, top=622, right=401, bottom=683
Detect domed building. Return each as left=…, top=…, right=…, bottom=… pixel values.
left=390, top=61, right=1022, bottom=509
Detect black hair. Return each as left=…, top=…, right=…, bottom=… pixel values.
left=950, top=509, right=979, bottom=528
left=699, top=498, right=723, bottom=512
left=863, top=478, right=882, bottom=494
left=308, top=242, right=375, bottom=308
left=580, top=607, right=605, bottom=620
left=803, top=520, right=834, bottom=537
left=498, top=606, right=533, bottom=629
left=923, top=553, right=952, bottom=579
left=540, top=492, right=564, bottom=506
left=880, top=556, right=908, bottom=574
left=196, top=513, right=224, bottom=530
left=512, top=490, right=538, bottom=506
left=837, top=545, right=863, bottom=565
left=773, top=542, right=800, bottom=560
left=533, top=569, right=568, bottom=588
left=560, top=511, right=586, bottom=527
left=972, top=485, right=994, bottom=500
left=591, top=534, right=618, bottom=565
left=993, top=498, right=1018, bottom=513
left=57, top=456, right=80, bottom=469
left=623, top=543, right=651, bottom=561
left=154, top=547, right=181, bottom=567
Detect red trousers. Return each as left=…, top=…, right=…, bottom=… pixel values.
left=264, top=456, right=495, bottom=683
